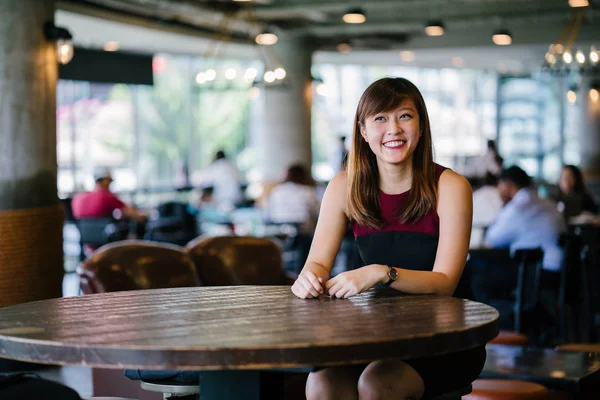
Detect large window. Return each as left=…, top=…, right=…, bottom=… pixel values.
left=57, top=54, right=261, bottom=198
left=496, top=73, right=576, bottom=182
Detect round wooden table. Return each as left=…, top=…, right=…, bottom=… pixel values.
left=0, top=286, right=498, bottom=398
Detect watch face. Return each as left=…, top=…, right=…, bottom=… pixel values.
left=389, top=267, right=398, bottom=280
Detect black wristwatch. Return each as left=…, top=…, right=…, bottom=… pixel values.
left=383, top=265, right=398, bottom=287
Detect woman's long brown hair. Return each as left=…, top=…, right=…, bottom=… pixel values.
left=347, top=77, right=437, bottom=228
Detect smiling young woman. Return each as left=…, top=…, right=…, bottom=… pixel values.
left=291, top=77, right=481, bottom=400
left=348, top=78, right=438, bottom=228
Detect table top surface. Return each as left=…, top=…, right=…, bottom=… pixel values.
left=483, top=344, right=600, bottom=391
left=0, top=286, right=498, bottom=370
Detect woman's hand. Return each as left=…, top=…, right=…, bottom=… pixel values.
left=291, top=270, right=326, bottom=299
left=325, top=264, right=388, bottom=298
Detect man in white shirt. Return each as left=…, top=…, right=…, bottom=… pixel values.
left=205, top=150, right=243, bottom=209
left=485, top=166, right=566, bottom=271
left=471, top=166, right=566, bottom=307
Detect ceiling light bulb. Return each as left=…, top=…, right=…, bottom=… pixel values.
left=337, top=43, right=352, bottom=53
left=563, top=51, right=573, bottom=64
left=225, top=68, right=237, bottom=80
left=244, top=68, right=258, bottom=82
left=545, top=52, right=557, bottom=65
left=492, top=30, right=512, bottom=46
left=569, top=0, right=589, bottom=7
left=567, top=90, right=577, bottom=104
left=103, top=41, right=119, bottom=52
left=195, top=72, right=207, bottom=84
left=205, top=69, right=216, bottom=81
left=575, top=50, right=586, bottom=64
left=316, top=82, right=329, bottom=96
left=274, top=67, right=286, bottom=80
left=264, top=70, right=275, bottom=83
left=343, top=8, right=366, bottom=24
left=56, top=39, right=74, bottom=65
left=400, top=51, right=415, bottom=62
left=256, top=31, right=278, bottom=46
left=424, top=20, right=445, bottom=36
left=590, top=88, right=599, bottom=103
left=590, top=47, right=599, bottom=64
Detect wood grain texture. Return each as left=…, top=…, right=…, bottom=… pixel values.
left=0, top=286, right=498, bottom=370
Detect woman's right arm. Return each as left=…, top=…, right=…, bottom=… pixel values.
left=291, top=173, right=349, bottom=299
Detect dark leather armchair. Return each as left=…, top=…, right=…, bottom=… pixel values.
left=76, top=240, right=202, bottom=399
left=186, top=236, right=295, bottom=286
left=77, top=240, right=201, bottom=294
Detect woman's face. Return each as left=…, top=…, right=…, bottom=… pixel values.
left=559, top=168, right=576, bottom=194
left=360, top=100, right=421, bottom=167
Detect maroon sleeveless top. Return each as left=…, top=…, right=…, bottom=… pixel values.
left=351, top=164, right=472, bottom=299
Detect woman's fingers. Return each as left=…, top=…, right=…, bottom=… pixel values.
left=299, top=276, right=320, bottom=298
left=304, top=272, right=324, bottom=294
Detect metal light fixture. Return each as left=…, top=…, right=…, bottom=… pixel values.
left=44, top=21, right=74, bottom=65
left=492, top=29, right=512, bottom=46
left=569, top=0, right=589, bottom=7
left=337, top=42, right=352, bottom=54
left=343, top=8, right=366, bottom=24
left=255, top=30, right=278, bottom=45
left=424, top=20, right=445, bottom=36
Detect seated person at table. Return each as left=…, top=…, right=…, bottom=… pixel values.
left=472, top=166, right=566, bottom=304
left=555, top=164, right=598, bottom=221
left=292, top=77, right=485, bottom=400
left=72, top=167, right=145, bottom=221
left=265, top=163, right=320, bottom=233
left=471, top=173, right=503, bottom=247
left=204, top=150, right=243, bottom=209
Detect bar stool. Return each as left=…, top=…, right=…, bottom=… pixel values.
left=556, top=343, right=600, bottom=352
left=140, top=380, right=199, bottom=399
left=464, top=379, right=551, bottom=399
left=425, top=384, right=473, bottom=399
left=83, top=398, right=138, bottom=400
left=488, top=331, right=529, bottom=346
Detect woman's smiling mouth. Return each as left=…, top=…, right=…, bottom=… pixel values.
left=383, top=140, right=406, bottom=149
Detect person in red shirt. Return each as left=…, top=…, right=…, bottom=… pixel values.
left=72, top=168, right=144, bottom=221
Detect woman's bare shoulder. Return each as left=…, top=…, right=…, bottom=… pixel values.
left=438, top=169, right=472, bottom=201
left=323, top=172, right=348, bottom=209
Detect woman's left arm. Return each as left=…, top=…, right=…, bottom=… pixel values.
left=326, top=170, right=473, bottom=298
left=370, top=170, right=472, bottom=296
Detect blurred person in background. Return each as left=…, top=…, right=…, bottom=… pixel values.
left=265, top=163, right=320, bottom=233
left=72, top=167, right=145, bottom=221
left=472, top=166, right=566, bottom=306
left=555, top=165, right=598, bottom=221
left=204, top=150, right=243, bottom=209
left=332, top=135, right=349, bottom=173
left=470, top=173, right=503, bottom=248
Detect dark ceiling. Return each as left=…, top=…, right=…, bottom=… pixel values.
left=58, top=0, right=600, bottom=50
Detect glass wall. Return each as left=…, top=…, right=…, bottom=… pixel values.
left=57, top=54, right=261, bottom=199
left=58, top=55, right=578, bottom=196
left=496, top=72, right=580, bottom=182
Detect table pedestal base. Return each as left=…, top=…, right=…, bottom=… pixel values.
left=199, top=371, right=261, bottom=400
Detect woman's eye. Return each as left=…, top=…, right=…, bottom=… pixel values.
left=374, top=116, right=385, bottom=121
left=399, top=114, right=412, bottom=119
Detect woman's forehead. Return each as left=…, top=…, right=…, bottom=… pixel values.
left=366, top=99, right=417, bottom=116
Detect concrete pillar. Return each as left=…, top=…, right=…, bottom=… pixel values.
left=0, top=0, right=63, bottom=307
left=579, top=75, right=600, bottom=196
left=258, top=36, right=314, bottom=182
